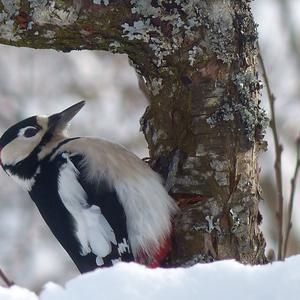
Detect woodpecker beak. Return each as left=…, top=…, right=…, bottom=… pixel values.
left=48, top=101, right=85, bottom=133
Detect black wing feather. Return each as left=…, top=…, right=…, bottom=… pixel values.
left=30, top=151, right=133, bottom=274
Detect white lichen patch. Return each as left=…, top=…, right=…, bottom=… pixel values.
left=206, top=102, right=234, bottom=127
left=182, top=157, right=201, bottom=170
left=0, top=19, right=21, bottom=41
left=0, top=11, right=21, bottom=41
left=210, top=159, right=230, bottom=186
left=149, top=77, right=163, bottom=96
left=43, top=30, right=56, bottom=39
left=193, top=214, right=221, bottom=234
left=109, top=41, right=121, bottom=52
left=229, top=208, right=241, bottom=233
left=122, top=0, right=204, bottom=67
left=2, top=0, right=21, bottom=16
left=93, top=0, right=109, bottom=5
left=210, top=1, right=233, bottom=32
left=180, top=0, right=202, bottom=15
left=122, top=20, right=159, bottom=42
left=122, top=19, right=171, bottom=66
left=214, top=171, right=229, bottom=186
left=28, top=0, right=48, bottom=8
left=130, top=0, right=160, bottom=17
left=27, top=21, right=33, bottom=30
left=188, top=46, right=203, bottom=66
left=210, top=159, right=229, bottom=172
left=0, top=12, right=7, bottom=23
left=232, top=71, right=268, bottom=142
left=192, top=224, right=207, bottom=232
left=169, top=84, right=177, bottom=97
left=205, top=216, right=221, bottom=233
left=149, top=37, right=173, bottom=66
left=184, top=16, right=202, bottom=40
left=206, top=0, right=236, bottom=63
left=237, top=173, right=251, bottom=192
left=30, top=1, right=78, bottom=26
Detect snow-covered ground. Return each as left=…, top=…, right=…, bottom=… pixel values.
left=1, top=256, right=300, bottom=300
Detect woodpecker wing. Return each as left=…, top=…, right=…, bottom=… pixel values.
left=56, top=137, right=178, bottom=263
left=57, top=152, right=133, bottom=268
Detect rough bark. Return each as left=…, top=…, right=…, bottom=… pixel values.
left=0, top=0, right=267, bottom=265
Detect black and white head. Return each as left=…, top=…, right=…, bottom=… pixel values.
left=0, top=101, right=85, bottom=172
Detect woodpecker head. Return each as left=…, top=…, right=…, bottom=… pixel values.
left=0, top=101, right=85, bottom=169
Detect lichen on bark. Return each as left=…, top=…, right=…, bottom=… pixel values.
left=0, top=0, right=267, bottom=266
left=138, top=0, right=267, bottom=265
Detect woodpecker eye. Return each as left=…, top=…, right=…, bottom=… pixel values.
left=24, top=127, right=39, bottom=138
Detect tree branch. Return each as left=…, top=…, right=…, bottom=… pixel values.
left=0, top=268, right=14, bottom=287
left=258, top=46, right=284, bottom=260
left=283, top=137, right=300, bottom=258
left=0, top=1, right=132, bottom=52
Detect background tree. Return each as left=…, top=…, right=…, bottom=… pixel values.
left=0, top=0, right=267, bottom=271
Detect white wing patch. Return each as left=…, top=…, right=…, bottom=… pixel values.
left=57, top=153, right=117, bottom=265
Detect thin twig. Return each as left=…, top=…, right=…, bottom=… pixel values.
left=0, top=268, right=14, bottom=287
left=258, top=45, right=285, bottom=260
left=283, top=137, right=300, bottom=258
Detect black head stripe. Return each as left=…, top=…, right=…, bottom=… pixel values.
left=0, top=116, right=38, bottom=148
left=2, top=128, right=54, bottom=178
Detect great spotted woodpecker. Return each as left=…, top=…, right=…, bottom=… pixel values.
left=0, top=101, right=177, bottom=273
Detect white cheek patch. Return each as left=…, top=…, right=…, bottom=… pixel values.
left=1, top=140, right=33, bottom=166
left=57, top=153, right=117, bottom=265
left=1, top=134, right=43, bottom=166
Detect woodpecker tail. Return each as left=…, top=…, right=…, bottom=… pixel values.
left=136, top=235, right=172, bottom=268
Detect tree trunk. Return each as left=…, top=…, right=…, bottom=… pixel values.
left=0, top=0, right=267, bottom=265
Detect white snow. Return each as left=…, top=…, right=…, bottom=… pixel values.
left=0, top=286, right=37, bottom=300
left=1, top=256, right=300, bottom=300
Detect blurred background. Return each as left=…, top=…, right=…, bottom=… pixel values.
left=0, top=0, right=299, bottom=291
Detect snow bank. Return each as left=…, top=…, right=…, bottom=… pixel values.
left=0, top=286, right=37, bottom=300
left=1, top=256, right=300, bottom=300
